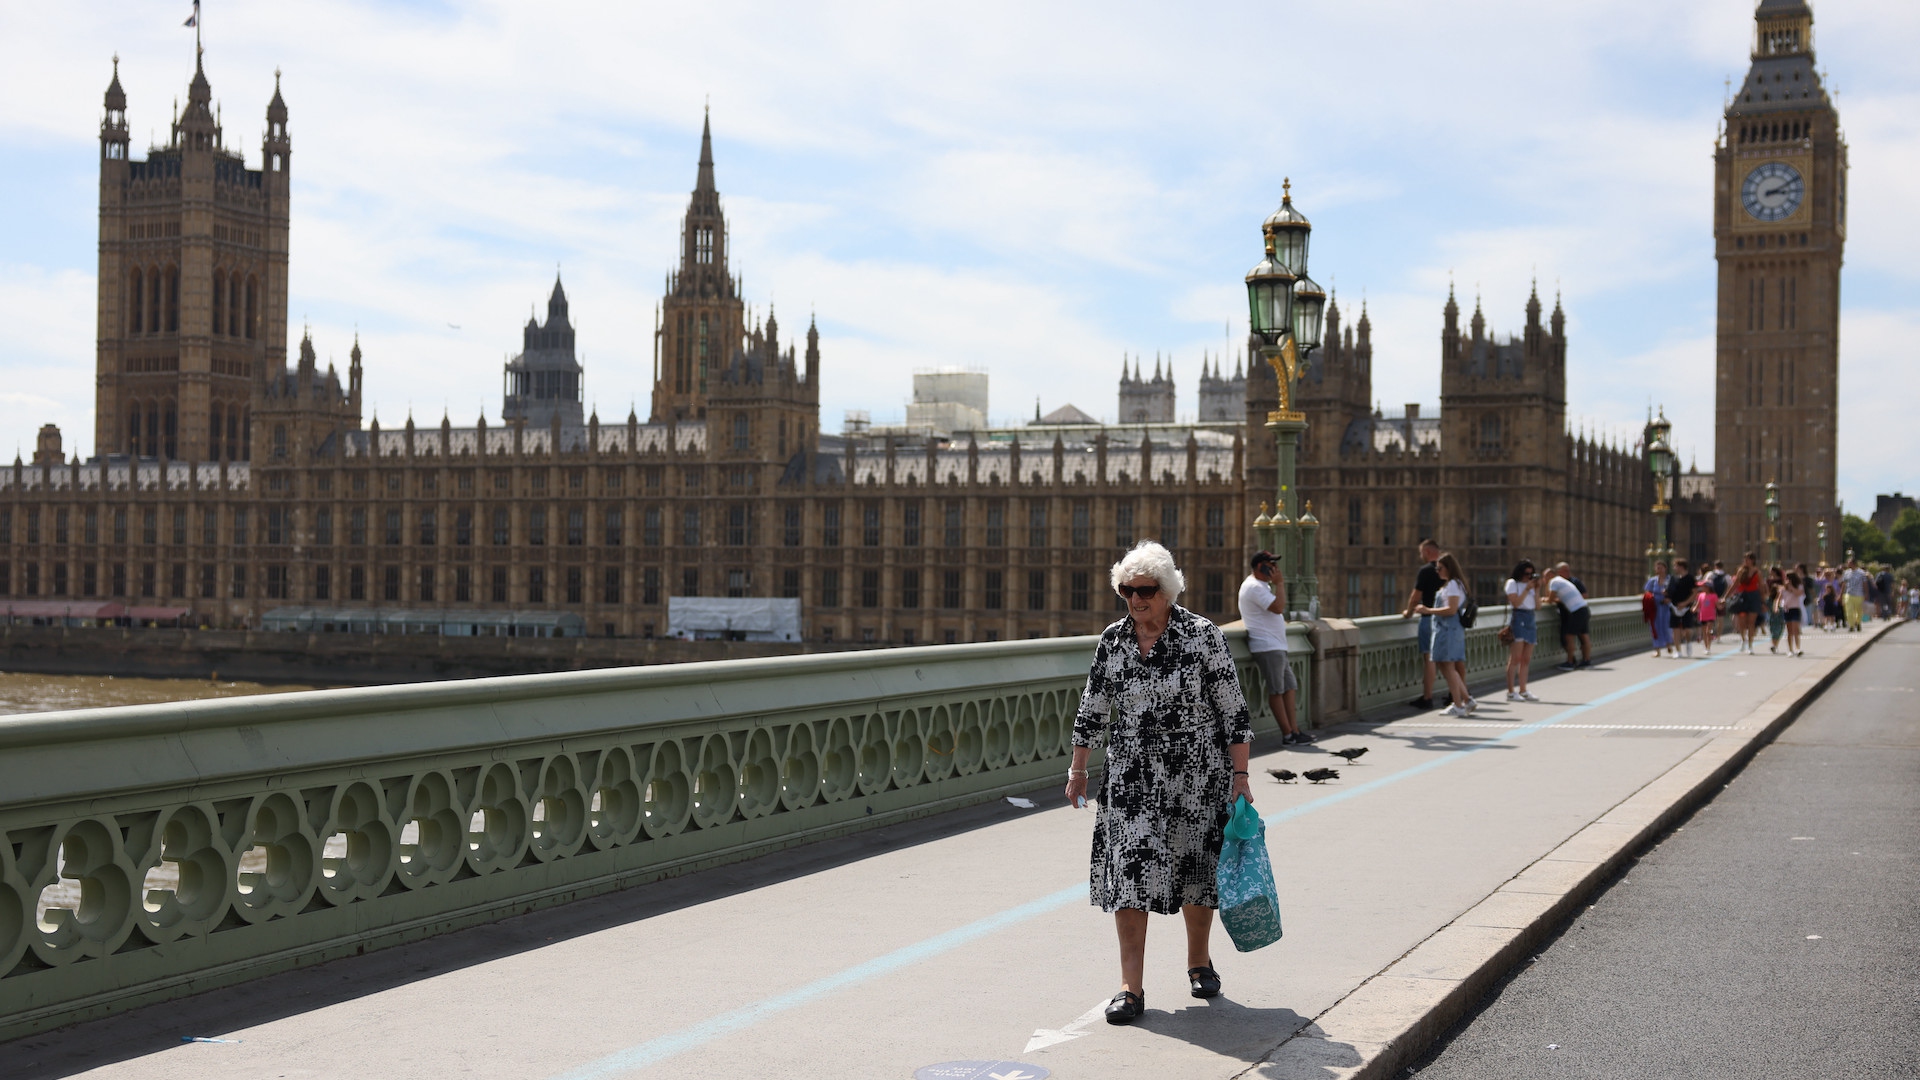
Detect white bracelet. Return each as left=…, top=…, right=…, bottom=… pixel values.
left=1068, top=768, right=1088, bottom=777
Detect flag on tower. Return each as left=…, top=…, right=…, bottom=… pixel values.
left=184, top=1, right=199, bottom=27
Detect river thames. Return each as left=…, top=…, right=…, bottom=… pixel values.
left=0, top=671, right=309, bottom=716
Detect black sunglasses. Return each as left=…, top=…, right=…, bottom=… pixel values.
left=1117, top=584, right=1161, bottom=600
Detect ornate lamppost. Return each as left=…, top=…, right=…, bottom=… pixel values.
left=1816, top=519, right=1828, bottom=569
left=1764, top=480, right=1781, bottom=567
left=1643, top=407, right=1676, bottom=575
left=1246, top=180, right=1327, bottom=615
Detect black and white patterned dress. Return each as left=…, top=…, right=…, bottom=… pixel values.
left=1073, top=605, right=1254, bottom=913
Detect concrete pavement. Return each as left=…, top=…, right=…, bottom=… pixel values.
left=1408, top=619, right=1920, bottom=1079
left=0, top=621, right=1896, bottom=1080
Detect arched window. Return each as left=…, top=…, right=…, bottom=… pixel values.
left=129, top=404, right=143, bottom=455
left=146, top=402, right=160, bottom=457
left=212, top=267, right=226, bottom=336
left=1478, top=414, right=1502, bottom=451
left=244, top=276, right=257, bottom=340
left=164, top=402, right=178, bottom=459
left=733, top=413, right=749, bottom=451
left=164, top=265, right=179, bottom=332
left=227, top=408, right=239, bottom=460
left=273, top=424, right=287, bottom=459
left=149, top=265, right=163, bottom=333
left=697, top=314, right=709, bottom=393
left=210, top=403, right=225, bottom=460
left=241, top=409, right=251, bottom=460
left=129, top=268, right=144, bottom=335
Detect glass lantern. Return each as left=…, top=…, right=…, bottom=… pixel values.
left=1245, top=241, right=1297, bottom=345
left=1292, top=275, right=1327, bottom=354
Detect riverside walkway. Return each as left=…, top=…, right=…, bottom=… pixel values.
left=1, top=620, right=1898, bottom=1080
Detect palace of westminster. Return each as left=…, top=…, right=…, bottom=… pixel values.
left=0, top=0, right=1845, bottom=644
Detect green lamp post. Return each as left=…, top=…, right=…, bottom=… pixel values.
left=1643, top=407, right=1675, bottom=575
left=1246, top=180, right=1326, bottom=615
left=1764, top=480, right=1781, bottom=567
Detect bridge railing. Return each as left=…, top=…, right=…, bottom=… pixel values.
left=0, top=600, right=1643, bottom=1039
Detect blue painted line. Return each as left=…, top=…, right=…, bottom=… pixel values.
left=550, top=653, right=1726, bottom=1079
left=1262, top=652, right=1728, bottom=827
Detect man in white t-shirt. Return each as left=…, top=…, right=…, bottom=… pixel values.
left=1544, top=562, right=1591, bottom=670
left=1239, top=550, right=1311, bottom=745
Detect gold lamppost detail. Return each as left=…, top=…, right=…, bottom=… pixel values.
left=1816, top=519, right=1828, bottom=569
left=1245, top=179, right=1327, bottom=615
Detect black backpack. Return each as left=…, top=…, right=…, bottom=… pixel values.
left=1459, top=593, right=1479, bottom=629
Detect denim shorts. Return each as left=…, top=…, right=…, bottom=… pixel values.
left=1418, top=614, right=1434, bottom=656
left=1430, top=614, right=1466, bottom=664
left=1508, top=607, right=1537, bottom=644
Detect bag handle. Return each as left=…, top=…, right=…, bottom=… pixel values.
left=1225, top=796, right=1262, bottom=840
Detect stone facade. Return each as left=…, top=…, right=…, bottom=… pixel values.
left=1714, top=0, right=1844, bottom=564
left=0, top=58, right=1246, bottom=639
left=0, top=49, right=1703, bottom=642
left=1296, top=288, right=1654, bottom=615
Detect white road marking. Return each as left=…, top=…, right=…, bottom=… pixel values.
left=1024, top=999, right=1111, bottom=1053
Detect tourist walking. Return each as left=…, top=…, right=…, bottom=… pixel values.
left=1875, top=566, right=1895, bottom=621
left=1667, top=559, right=1701, bottom=657
left=1841, top=558, right=1868, bottom=631
left=1729, top=552, right=1766, bottom=653
left=1238, top=550, right=1311, bottom=746
left=1399, top=539, right=1445, bottom=708
left=1067, top=540, right=1254, bottom=1024
left=1821, top=569, right=1842, bottom=631
left=1696, top=583, right=1719, bottom=654
left=1765, top=566, right=1788, bottom=653
left=1780, top=570, right=1805, bottom=656
left=1645, top=561, right=1676, bottom=658
left=1504, top=559, right=1541, bottom=701
left=1795, top=563, right=1815, bottom=630
left=1545, top=563, right=1592, bottom=669
left=1416, top=552, right=1476, bottom=716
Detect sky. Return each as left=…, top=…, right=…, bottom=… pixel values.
left=1, top=0, right=1915, bottom=515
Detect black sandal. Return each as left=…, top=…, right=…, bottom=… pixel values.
left=1105, top=989, right=1145, bottom=1024
left=1188, top=964, right=1222, bottom=999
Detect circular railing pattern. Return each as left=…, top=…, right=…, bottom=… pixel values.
left=7, top=685, right=1088, bottom=981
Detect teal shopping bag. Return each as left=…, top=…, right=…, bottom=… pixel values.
left=1217, top=797, right=1283, bottom=952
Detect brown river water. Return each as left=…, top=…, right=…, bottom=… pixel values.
left=2, top=671, right=336, bottom=927
left=0, top=670, right=315, bottom=717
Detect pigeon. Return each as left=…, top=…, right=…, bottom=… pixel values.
left=1331, top=747, right=1369, bottom=764
left=1302, top=767, right=1341, bottom=784
left=1267, top=768, right=1297, bottom=783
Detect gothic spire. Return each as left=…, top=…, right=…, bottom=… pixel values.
left=696, top=107, right=716, bottom=195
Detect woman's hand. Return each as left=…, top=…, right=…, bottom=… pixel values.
left=1064, top=771, right=1088, bottom=808
left=1231, top=773, right=1253, bottom=806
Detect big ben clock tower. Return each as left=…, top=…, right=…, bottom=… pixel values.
left=1714, top=0, right=1846, bottom=564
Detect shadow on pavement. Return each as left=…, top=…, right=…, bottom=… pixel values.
left=0, top=778, right=1060, bottom=1080
left=1134, top=997, right=1320, bottom=1068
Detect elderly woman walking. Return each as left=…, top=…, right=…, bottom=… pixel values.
left=1065, top=540, right=1254, bottom=1024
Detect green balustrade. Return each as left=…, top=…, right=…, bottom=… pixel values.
left=0, top=603, right=1651, bottom=1039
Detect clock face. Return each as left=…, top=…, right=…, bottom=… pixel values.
left=1741, top=161, right=1804, bottom=222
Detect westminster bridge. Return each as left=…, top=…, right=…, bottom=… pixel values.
left=0, top=599, right=1901, bottom=1079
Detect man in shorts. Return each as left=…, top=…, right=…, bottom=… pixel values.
left=1399, top=539, right=1444, bottom=708
left=1239, top=550, right=1311, bottom=745
left=1545, top=563, right=1592, bottom=669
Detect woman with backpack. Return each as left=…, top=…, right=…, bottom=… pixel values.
left=1415, top=551, right=1476, bottom=717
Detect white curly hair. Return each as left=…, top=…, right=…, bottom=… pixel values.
left=1109, top=539, right=1185, bottom=598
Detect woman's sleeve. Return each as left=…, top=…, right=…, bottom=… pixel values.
left=1203, top=626, right=1255, bottom=746
left=1071, top=634, right=1115, bottom=748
